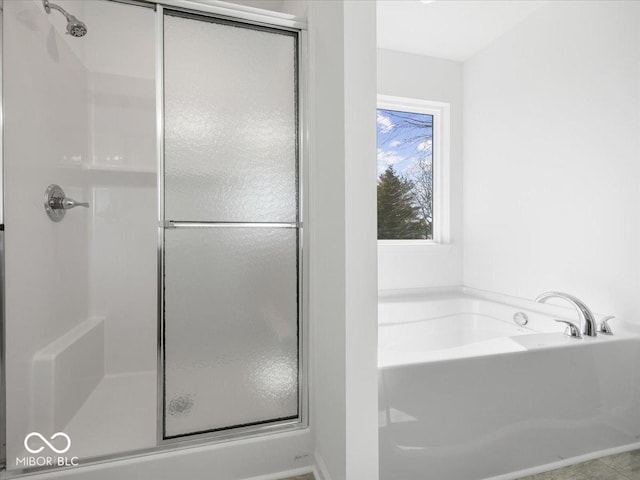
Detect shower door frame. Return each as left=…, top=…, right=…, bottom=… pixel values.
left=0, top=0, right=309, bottom=475
left=156, top=3, right=308, bottom=444
left=0, top=0, right=5, bottom=472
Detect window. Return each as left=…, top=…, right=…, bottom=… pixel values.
left=377, top=96, right=449, bottom=243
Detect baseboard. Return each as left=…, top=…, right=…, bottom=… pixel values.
left=312, top=453, right=332, bottom=480
left=244, top=466, right=313, bottom=480
left=483, top=441, right=640, bottom=480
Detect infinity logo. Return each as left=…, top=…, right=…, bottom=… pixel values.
left=24, top=432, right=71, bottom=454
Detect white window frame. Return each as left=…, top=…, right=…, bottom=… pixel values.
left=377, top=95, right=451, bottom=246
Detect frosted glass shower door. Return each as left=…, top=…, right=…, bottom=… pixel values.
left=162, top=11, right=300, bottom=439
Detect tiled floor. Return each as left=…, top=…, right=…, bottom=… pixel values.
left=281, top=451, right=640, bottom=480
left=519, top=449, right=640, bottom=480
left=280, top=451, right=640, bottom=480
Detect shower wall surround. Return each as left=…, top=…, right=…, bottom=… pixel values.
left=4, top=0, right=158, bottom=466
left=1, top=0, right=310, bottom=475
left=4, top=0, right=91, bottom=465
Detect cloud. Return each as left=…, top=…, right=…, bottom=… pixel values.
left=390, top=140, right=401, bottom=148
left=417, top=140, right=432, bottom=152
left=377, top=112, right=394, bottom=133
left=377, top=148, right=404, bottom=175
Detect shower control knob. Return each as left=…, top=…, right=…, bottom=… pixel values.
left=59, top=197, right=89, bottom=209
left=44, top=184, right=90, bottom=222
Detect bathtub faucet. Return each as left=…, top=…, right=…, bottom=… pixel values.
left=535, top=291, right=598, bottom=337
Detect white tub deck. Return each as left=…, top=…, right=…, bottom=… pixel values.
left=378, top=287, right=640, bottom=480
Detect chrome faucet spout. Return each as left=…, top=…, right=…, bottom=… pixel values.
left=535, top=291, right=598, bottom=337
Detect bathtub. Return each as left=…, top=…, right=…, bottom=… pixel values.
left=378, top=287, right=640, bottom=480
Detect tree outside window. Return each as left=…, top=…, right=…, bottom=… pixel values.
left=377, top=108, right=433, bottom=240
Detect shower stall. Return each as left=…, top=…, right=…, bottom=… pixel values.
left=0, top=0, right=307, bottom=474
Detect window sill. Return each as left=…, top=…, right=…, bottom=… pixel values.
left=377, top=240, right=449, bottom=247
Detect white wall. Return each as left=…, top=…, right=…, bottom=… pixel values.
left=308, top=1, right=347, bottom=475
left=343, top=2, right=378, bottom=478
left=377, top=49, right=463, bottom=291
left=463, top=1, right=640, bottom=321
left=309, top=1, right=378, bottom=479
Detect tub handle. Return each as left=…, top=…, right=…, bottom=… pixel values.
left=599, top=316, right=615, bottom=335
left=555, top=319, right=582, bottom=338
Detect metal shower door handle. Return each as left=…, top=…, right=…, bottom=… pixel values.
left=44, top=184, right=90, bottom=222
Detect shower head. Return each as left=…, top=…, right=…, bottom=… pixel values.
left=66, top=17, right=87, bottom=38
left=42, top=0, right=87, bottom=38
